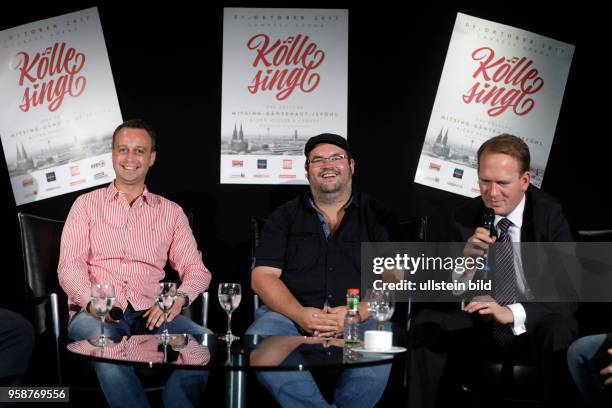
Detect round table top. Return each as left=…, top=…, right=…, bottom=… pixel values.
left=67, top=333, right=404, bottom=371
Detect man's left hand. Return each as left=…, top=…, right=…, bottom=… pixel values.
left=465, top=295, right=514, bottom=325
left=314, top=306, right=347, bottom=338
left=143, top=296, right=186, bottom=331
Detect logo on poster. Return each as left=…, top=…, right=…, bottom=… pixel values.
left=9, top=42, right=87, bottom=112
left=462, top=47, right=544, bottom=117
left=232, top=160, right=244, bottom=167
left=257, top=159, right=267, bottom=169
left=46, top=172, right=56, bottom=182
left=453, top=168, right=464, bottom=179
left=70, top=166, right=80, bottom=176
left=247, top=34, right=326, bottom=101
left=282, top=160, right=293, bottom=170
left=70, top=179, right=86, bottom=186
left=91, top=160, right=106, bottom=169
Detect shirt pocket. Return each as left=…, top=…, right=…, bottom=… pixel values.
left=340, top=241, right=362, bottom=272
left=285, top=232, right=321, bottom=273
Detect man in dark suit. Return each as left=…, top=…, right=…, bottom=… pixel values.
left=408, top=134, right=579, bottom=407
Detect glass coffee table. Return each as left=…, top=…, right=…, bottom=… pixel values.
left=68, top=333, right=405, bottom=407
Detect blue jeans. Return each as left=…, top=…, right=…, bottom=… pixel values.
left=246, top=306, right=391, bottom=408
left=567, top=333, right=612, bottom=407
left=68, top=306, right=211, bottom=408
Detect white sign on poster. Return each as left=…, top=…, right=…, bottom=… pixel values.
left=414, top=13, right=574, bottom=197
left=221, top=8, right=348, bottom=184
left=0, top=7, right=122, bottom=205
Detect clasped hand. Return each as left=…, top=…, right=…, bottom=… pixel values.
left=298, top=305, right=348, bottom=338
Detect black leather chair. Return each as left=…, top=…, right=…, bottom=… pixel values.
left=250, top=217, right=266, bottom=314
left=577, top=229, right=612, bottom=242
left=18, top=212, right=209, bottom=388
left=19, top=212, right=66, bottom=385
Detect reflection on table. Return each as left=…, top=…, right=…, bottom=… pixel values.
left=68, top=334, right=400, bottom=370
left=67, top=333, right=210, bottom=366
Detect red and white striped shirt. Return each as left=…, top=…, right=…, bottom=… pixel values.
left=58, top=182, right=211, bottom=318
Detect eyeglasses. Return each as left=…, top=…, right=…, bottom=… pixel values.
left=306, top=154, right=348, bottom=167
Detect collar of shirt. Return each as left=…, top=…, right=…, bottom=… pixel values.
left=307, top=192, right=356, bottom=239
left=105, top=181, right=159, bottom=207
left=494, top=193, right=525, bottom=242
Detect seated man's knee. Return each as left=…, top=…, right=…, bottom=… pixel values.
left=169, top=315, right=211, bottom=335
left=68, top=312, right=124, bottom=340
left=246, top=310, right=297, bottom=336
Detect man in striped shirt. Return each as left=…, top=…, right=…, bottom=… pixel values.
left=58, top=119, right=212, bottom=408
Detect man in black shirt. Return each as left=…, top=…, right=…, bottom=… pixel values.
left=246, top=134, right=395, bottom=407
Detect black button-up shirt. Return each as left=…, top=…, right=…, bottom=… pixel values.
left=254, top=190, right=397, bottom=308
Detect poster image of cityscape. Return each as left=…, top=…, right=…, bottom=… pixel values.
left=6, top=131, right=113, bottom=178
left=221, top=123, right=308, bottom=156
left=421, top=128, right=479, bottom=169
left=421, top=127, right=546, bottom=185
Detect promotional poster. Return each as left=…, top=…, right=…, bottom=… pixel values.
left=220, top=8, right=348, bottom=184
left=414, top=13, right=574, bottom=197
left=0, top=7, right=122, bottom=205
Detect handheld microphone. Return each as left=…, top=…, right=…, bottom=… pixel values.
left=480, top=208, right=496, bottom=278
left=109, top=307, right=124, bottom=321
left=482, top=207, right=496, bottom=238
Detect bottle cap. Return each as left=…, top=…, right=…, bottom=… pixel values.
left=347, top=288, right=360, bottom=295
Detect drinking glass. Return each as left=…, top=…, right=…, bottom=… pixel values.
left=218, top=283, right=242, bottom=341
left=90, top=283, right=115, bottom=346
left=365, top=289, right=395, bottom=330
left=156, top=282, right=177, bottom=342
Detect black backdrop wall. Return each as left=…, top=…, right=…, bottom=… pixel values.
left=1, top=1, right=605, bottom=334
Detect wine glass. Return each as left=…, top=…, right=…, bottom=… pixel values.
left=218, top=283, right=242, bottom=341
left=90, top=283, right=115, bottom=347
left=156, top=282, right=177, bottom=343
left=365, top=289, right=395, bottom=330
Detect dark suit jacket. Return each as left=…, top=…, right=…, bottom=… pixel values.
left=452, top=184, right=578, bottom=331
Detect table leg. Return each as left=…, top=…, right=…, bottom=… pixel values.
left=226, top=369, right=246, bottom=408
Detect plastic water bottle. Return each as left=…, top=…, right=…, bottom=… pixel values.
left=343, top=288, right=362, bottom=345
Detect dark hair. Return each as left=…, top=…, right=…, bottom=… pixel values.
left=112, top=119, right=157, bottom=151
left=477, top=134, right=530, bottom=174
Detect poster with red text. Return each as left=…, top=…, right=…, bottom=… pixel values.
left=221, top=8, right=348, bottom=184
left=0, top=7, right=122, bottom=205
left=414, top=13, right=574, bottom=197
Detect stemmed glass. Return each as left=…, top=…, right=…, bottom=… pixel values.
left=365, top=289, right=395, bottom=331
left=90, top=283, right=115, bottom=347
left=156, top=282, right=177, bottom=343
left=218, top=283, right=242, bottom=341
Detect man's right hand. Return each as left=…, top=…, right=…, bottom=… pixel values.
left=86, top=301, right=120, bottom=323
left=464, top=227, right=497, bottom=258
left=295, top=306, right=339, bottom=335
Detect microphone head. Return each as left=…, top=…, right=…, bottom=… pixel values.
left=482, top=208, right=496, bottom=237
left=109, top=307, right=124, bottom=321
left=482, top=207, right=495, bottom=224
